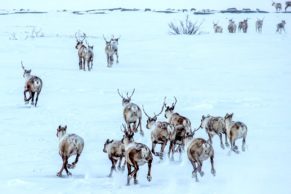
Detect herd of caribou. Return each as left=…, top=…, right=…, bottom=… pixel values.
left=272, top=1, right=291, bottom=12
left=213, top=18, right=287, bottom=34
left=54, top=89, right=248, bottom=185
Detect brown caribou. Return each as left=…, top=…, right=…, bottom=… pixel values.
left=122, top=125, right=153, bottom=185
left=143, top=104, right=172, bottom=159
left=56, top=125, right=84, bottom=177
left=21, top=61, right=43, bottom=107
left=276, top=20, right=286, bottom=33
left=187, top=138, right=216, bottom=182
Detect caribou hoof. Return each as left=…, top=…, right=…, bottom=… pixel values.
left=211, top=169, right=216, bottom=176
left=199, top=171, right=205, bottom=177
left=134, top=179, right=138, bottom=184
left=66, top=171, right=72, bottom=176
left=147, top=175, right=152, bottom=182
left=242, top=146, right=246, bottom=152
left=225, top=142, right=230, bottom=147
left=140, top=131, right=144, bottom=136
left=220, top=144, right=225, bottom=149
left=56, top=172, right=62, bottom=177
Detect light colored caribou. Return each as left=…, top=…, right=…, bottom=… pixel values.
left=197, top=114, right=229, bottom=149
left=75, top=32, right=88, bottom=70
left=224, top=113, right=248, bottom=154
left=103, top=35, right=115, bottom=67
left=110, top=35, right=120, bottom=64
left=256, top=18, right=264, bottom=33
left=21, top=61, right=42, bottom=107
left=118, top=89, right=144, bottom=136
left=56, top=125, right=84, bottom=177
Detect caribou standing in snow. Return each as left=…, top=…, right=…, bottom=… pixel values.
left=110, top=35, right=120, bottom=64
left=197, top=115, right=229, bottom=149
left=187, top=137, right=216, bottom=182
left=103, top=35, right=115, bottom=67
left=213, top=22, right=223, bottom=33
left=21, top=61, right=43, bottom=107
left=75, top=33, right=88, bottom=70
left=276, top=20, right=286, bottom=33
left=224, top=113, right=248, bottom=154
left=85, top=40, right=94, bottom=71
left=272, top=2, right=282, bottom=12
left=228, top=19, right=237, bottom=33
left=121, top=125, right=153, bottom=185
left=256, top=18, right=264, bottom=33
left=143, top=104, right=172, bottom=159
left=56, top=125, right=84, bottom=177
left=238, top=19, right=248, bottom=33
left=118, top=89, right=144, bottom=136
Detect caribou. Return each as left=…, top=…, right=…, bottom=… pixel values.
left=238, top=19, right=248, bottom=33
left=224, top=113, right=248, bottom=154
left=286, top=1, right=291, bottom=11
left=272, top=2, right=282, bottom=12
left=56, top=125, right=84, bottom=177
left=103, top=128, right=134, bottom=177
left=213, top=22, right=223, bottom=33
left=256, top=18, right=264, bottom=33
left=228, top=19, right=237, bottom=33
left=121, top=125, right=153, bottom=185
left=197, top=115, right=229, bottom=149
left=103, top=35, right=115, bottom=67
left=143, top=104, right=172, bottom=159
left=276, top=20, right=286, bottom=33
left=85, top=40, right=94, bottom=71
left=118, top=89, right=144, bottom=136
left=21, top=61, right=43, bottom=107
left=75, top=32, right=88, bottom=71
left=187, top=138, right=216, bottom=182
left=110, top=35, right=120, bottom=64
left=164, top=97, right=192, bottom=136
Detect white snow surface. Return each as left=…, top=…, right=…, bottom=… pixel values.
left=0, top=5, right=291, bottom=194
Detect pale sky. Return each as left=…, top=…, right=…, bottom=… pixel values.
left=1, top=0, right=273, bottom=11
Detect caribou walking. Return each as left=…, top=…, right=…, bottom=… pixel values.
left=256, top=18, right=264, bottom=33
left=21, top=61, right=43, bottom=107
left=276, top=20, right=286, bottom=33
left=75, top=33, right=88, bottom=70
left=272, top=2, right=282, bottom=12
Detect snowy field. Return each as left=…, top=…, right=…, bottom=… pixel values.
left=0, top=6, right=291, bottom=194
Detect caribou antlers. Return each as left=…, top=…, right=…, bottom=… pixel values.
left=21, top=61, right=25, bottom=70
left=117, top=89, right=135, bottom=100
left=142, top=103, right=164, bottom=120
left=75, top=32, right=86, bottom=42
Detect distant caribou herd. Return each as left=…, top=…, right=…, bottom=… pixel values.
left=53, top=89, right=248, bottom=185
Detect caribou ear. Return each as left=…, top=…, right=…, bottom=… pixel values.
left=109, top=139, right=114, bottom=143
left=58, top=125, right=61, bottom=129
left=64, top=125, right=67, bottom=130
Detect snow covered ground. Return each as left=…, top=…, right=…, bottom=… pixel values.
left=0, top=6, right=291, bottom=194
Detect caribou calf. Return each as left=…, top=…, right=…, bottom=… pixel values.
left=143, top=105, right=172, bottom=159
left=276, top=20, right=286, bottom=33
left=198, top=115, right=229, bottom=149
left=213, top=23, right=223, bottom=33
left=224, top=113, right=248, bottom=154
left=122, top=126, right=153, bottom=185
left=56, top=125, right=84, bottom=177
left=187, top=138, right=215, bottom=182
left=21, top=61, right=42, bottom=107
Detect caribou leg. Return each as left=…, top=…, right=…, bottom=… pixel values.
left=35, top=92, right=40, bottom=107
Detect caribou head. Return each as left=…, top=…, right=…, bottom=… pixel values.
left=103, top=139, right=114, bottom=153
left=163, top=97, right=177, bottom=119
left=117, top=89, right=135, bottom=106
left=143, top=104, right=164, bottom=129
left=75, top=32, right=86, bottom=49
